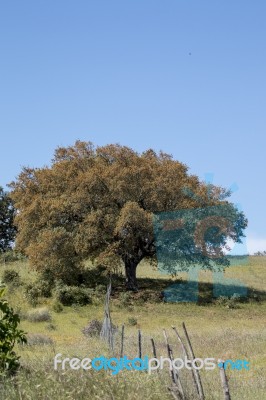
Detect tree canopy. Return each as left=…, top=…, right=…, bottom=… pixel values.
left=0, top=187, right=16, bottom=253
left=9, top=141, right=247, bottom=290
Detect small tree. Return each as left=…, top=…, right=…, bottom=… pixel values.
left=10, top=141, right=247, bottom=290
left=254, top=250, right=266, bottom=256
left=0, top=187, right=16, bottom=254
left=0, top=283, right=27, bottom=375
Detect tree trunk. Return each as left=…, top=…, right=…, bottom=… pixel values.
left=124, top=256, right=139, bottom=291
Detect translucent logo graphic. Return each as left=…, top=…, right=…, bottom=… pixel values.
left=153, top=175, right=248, bottom=302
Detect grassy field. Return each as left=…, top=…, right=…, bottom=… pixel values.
left=0, top=257, right=265, bottom=399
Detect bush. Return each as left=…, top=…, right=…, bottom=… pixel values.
left=249, top=292, right=261, bottom=302
left=0, top=283, right=27, bottom=375
left=55, top=284, right=92, bottom=306
left=35, top=279, right=52, bottom=298
left=26, top=334, right=53, bottom=346
left=215, top=294, right=242, bottom=309
left=24, top=279, right=53, bottom=306
left=52, top=300, right=64, bottom=313
left=2, top=269, right=21, bottom=287
left=24, top=284, right=42, bottom=306
left=0, top=250, right=27, bottom=264
left=27, top=308, right=51, bottom=322
left=127, top=317, right=137, bottom=326
left=82, top=320, right=102, bottom=337
left=118, top=292, right=132, bottom=308
left=37, top=269, right=55, bottom=295
left=95, top=284, right=107, bottom=294
left=82, top=319, right=118, bottom=337
left=135, top=291, right=162, bottom=305
left=254, top=250, right=266, bottom=256
left=39, top=268, right=55, bottom=285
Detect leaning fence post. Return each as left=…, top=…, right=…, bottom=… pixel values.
left=182, top=322, right=205, bottom=400
left=150, top=337, right=159, bottom=374
left=218, top=360, right=231, bottom=400
left=151, top=337, right=157, bottom=359
left=172, top=326, right=200, bottom=399
left=163, top=329, right=185, bottom=400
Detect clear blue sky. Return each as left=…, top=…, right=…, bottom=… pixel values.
left=0, top=1, right=265, bottom=253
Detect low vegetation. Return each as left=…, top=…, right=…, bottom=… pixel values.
left=0, top=283, right=27, bottom=376
left=0, top=256, right=265, bottom=398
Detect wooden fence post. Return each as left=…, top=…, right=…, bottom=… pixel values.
left=218, top=360, right=231, bottom=400
left=163, top=329, right=185, bottom=400
left=182, top=322, right=205, bottom=400
left=172, top=326, right=201, bottom=399
left=138, top=329, right=142, bottom=359
left=100, top=278, right=114, bottom=351
left=120, top=324, right=125, bottom=358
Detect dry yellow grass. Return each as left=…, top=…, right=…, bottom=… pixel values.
left=1, top=257, right=265, bottom=399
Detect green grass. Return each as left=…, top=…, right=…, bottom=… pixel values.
left=0, top=257, right=265, bottom=399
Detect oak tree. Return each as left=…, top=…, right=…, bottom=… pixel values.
left=9, top=141, right=247, bottom=290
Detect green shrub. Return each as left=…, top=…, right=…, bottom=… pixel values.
left=136, top=297, right=145, bottom=306
left=55, top=285, right=92, bottom=306
left=37, top=269, right=55, bottom=295
left=118, top=292, right=132, bottom=308
left=127, top=317, right=137, bottom=326
left=36, top=279, right=52, bottom=298
left=0, top=283, right=27, bottom=375
left=39, top=268, right=55, bottom=285
left=24, top=279, right=53, bottom=306
left=2, top=269, right=21, bottom=287
left=24, top=284, right=42, bottom=306
left=248, top=290, right=261, bottom=303
left=52, top=300, right=64, bottom=313
left=95, top=284, right=107, bottom=294
left=27, top=307, right=51, bottom=322
left=215, top=294, right=242, bottom=309
left=0, top=250, right=27, bottom=264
